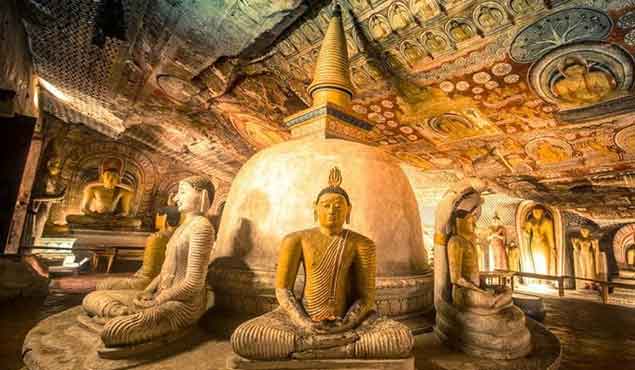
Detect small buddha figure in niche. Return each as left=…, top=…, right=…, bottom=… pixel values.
left=369, top=16, right=391, bottom=39
left=423, top=32, right=448, bottom=53
left=65, top=158, right=141, bottom=229
left=553, top=57, right=616, bottom=106
left=571, top=226, right=600, bottom=289
left=31, top=156, right=66, bottom=242
left=390, top=5, right=411, bottom=31
left=435, top=180, right=531, bottom=359
left=97, top=203, right=181, bottom=291
left=403, top=43, right=424, bottom=66
left=230, top=167, right=414, bottom=360
left=478, top=6, right=504, bottom=30
left=412, top=0, right=438, bottom=20
left=487, top=214, right=508, bottom=271
left=80, top=176, right=215, bottom=352
left=510, top=0, right=538, bottom=13
left=448, top=21, right=473, bottom=42
left=521, top=205, right=556, bottom=275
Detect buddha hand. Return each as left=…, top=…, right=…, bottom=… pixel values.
left=133, top=291, right=157, bottom=308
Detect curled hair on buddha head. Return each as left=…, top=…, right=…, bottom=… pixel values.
left=181, top=175, right=215, bottom=214
left=316, top=167, right=351, bottom=206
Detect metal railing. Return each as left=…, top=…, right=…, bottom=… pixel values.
left=481, top=270, right=635, bottom=304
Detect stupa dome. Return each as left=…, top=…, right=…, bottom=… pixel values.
left=208, top=3, right=432, bottom=322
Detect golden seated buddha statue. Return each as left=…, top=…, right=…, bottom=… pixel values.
left=78, top=176, right=215, bottom=356
left=65, top=158, right=141, bottom=229
left=434, top=180, right=531, bottom=359
left=230, top=168, right=414, bottom=360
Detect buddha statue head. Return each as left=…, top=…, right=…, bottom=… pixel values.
left=531, top=205, right=545, bottom=221
left=580, top=226, right=591, bottom=239
left=314, top=167, right=351, bottom=231
left=175, top=175, right=215, bottom=215
left=46, top=157, right=62, bottom=177
left=96, top=157, right=125, bottom=190
left=451, top=190, right=482, bottom=237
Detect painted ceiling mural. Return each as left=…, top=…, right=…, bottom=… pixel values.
left=19, top=0, right=635, bottom=222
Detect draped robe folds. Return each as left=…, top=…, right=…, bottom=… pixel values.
left=81, top=215, right=215, bottom=347
left=230, top=228, right=414, bottom=360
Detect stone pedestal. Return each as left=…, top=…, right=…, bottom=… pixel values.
left=44, top=228, right=150, bottom=248
left=513, top=294, right=546, bottom=321
left=226, top=356, right=414, bottom=370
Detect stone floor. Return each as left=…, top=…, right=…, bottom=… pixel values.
left=2, top=293, right=635, bottom=370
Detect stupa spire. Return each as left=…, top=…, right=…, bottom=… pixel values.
left=307, top=2, right=354, bottom=107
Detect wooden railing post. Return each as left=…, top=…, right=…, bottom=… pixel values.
left=601, top=284, right=609, bottom=304
left=558, top=276, right=565, bottom=297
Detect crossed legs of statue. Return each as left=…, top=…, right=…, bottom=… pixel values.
left=82, top=290, right=192, bottom=347
left=231, top=308, right=414, bottom=360
left=453, top=287, right=513, bottom=313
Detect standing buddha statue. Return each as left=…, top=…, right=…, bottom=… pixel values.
left=230, top=167, right=414, bottom=360
left=571, top=226, right=600, bottom=289
left=521, top=205, right=557, bottom=275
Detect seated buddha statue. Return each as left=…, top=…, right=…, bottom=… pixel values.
left=434, top=180, right=531, bottom=359
left=66, top=158, right=141, bottom=229
left=96, top=205, right=181, bottom=291
left=79, top=176, right=215, bottom=354
left=230, top=168, right=414, bottom=360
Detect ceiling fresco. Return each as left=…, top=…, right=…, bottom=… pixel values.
left=17, top=0, right=635, bottom=222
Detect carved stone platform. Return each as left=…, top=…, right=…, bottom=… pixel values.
left=22, top=306, right=233, bottom=370
left=43, top=227, right=151, bottom=248
left=419, top=318, right=561, bottom=370
left=22, top=306, right=559, bottom=370
left=226, top=356, right=414, bottom=370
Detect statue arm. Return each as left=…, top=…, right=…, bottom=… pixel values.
left=80, top=186, right=94, bottom=214
left=275, top=234, right=313, bottom=329
left=155, top=218, right=214, bottom=304
left=118, top=189, right=133, bottom=216
left=343, top=238, right=377, bottom=328
left=544, top=221, right=556, bottom=257
left=447, top=237, right=482, bottom=292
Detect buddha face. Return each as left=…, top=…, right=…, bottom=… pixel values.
left=101, top=171, right=120, bottom=189
left=46, top=158, right=62, bottom=176
left=456, top=208, right=479, bottom=235
left=315, top=193, right=350, bottom=229
left=580, top=227, right=591, bottom=238
left=174, top=181, right=201, bottom=213
left=532, top=208, right=544, bottom=220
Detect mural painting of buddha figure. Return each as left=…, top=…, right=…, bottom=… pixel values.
left=448, top=20, right=474, bottom=42
left=423, top=32, right=448, bottom=53
left=230, top=167, right=414, bottom=360
left=369, top=15, right=391, bottom=39
left=477, top=6, right=504, bottom=30
left=521, top=205, right=556, bottom=276
left=553, top=57, right=616, bottom=106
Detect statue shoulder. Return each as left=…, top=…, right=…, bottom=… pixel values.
left=346, top=230, right=376, bottom=249
left=190, top=215, right=215, bottom=233
left=281, top=229, right=311, bottom=244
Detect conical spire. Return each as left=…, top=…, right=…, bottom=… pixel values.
left=307, top=3, right=354, bottom=107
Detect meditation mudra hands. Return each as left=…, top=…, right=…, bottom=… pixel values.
left=133, top=291, right=157, bottom=309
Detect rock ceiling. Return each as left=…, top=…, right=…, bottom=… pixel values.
left=19, top=0, right=635, bottom=222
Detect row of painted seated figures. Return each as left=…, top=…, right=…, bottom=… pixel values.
left=80, top=171, right=531, bottom=362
